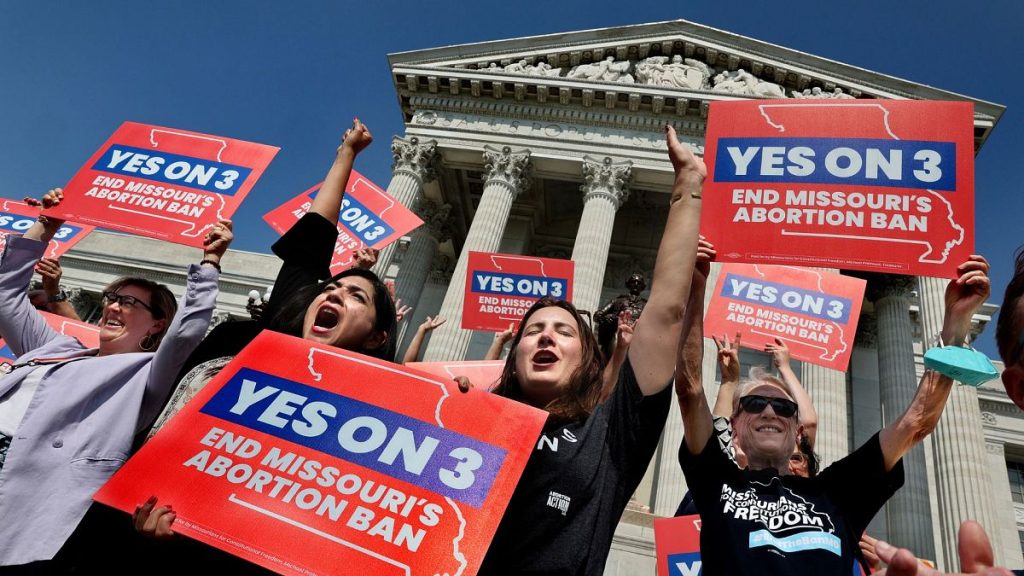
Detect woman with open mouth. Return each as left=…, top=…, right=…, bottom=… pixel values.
left=469, top=124, right=705, bottom=575
left=131, top=120, right=398, bottom=574
left=0, top=188, right=232, bottom=570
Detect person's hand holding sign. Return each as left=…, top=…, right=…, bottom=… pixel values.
left=134, top=496, right=176, bottom=540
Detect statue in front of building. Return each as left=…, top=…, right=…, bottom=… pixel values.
left=594, top=272, right=648, bottom=357
left=711, top=68, right=787, bottom=98
left=635, top=55, right=712, bottom=90
left=567, top=55, right=635, bottom=83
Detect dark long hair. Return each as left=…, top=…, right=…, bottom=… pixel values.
left=492, top=297, right=604, bottom=423
left=264, top=268, right=397, bottom=361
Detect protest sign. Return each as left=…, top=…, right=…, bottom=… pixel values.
left=701, top=100, right=974, bottom=278
left=654, top=514, right=702, bottom=576
left=47, top=122, right=278, bottom=248
left=263, top=174, right=423, bottom=274
left=0, top=199, right=94, bottom=258
left=95, top=330, right=546, bottom=576
left=463, top=252, right=574, bottom=332
left=406, top=361, right=506, bottom=392
left=704, top=264, right=865, bottom=371
left=0, top=311, right=100, bottom=367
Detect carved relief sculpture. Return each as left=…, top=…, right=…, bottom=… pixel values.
left=711, top=68, right=787, bottom=98
left=792, top=86, right=855, bottom=99
left=635, top=55, right=712, bottom=90
left=567, top=56, right=635, bottom=83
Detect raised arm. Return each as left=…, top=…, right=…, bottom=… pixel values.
left=402, top=315, right=446, bottom=364
left=483, top=322, right=515, bottom=361
left=628, top=125, right=704, bottom=395
left=140, top=221, right=233, bottom=428
left=677, top=240, right=715, bottom=454
left=878, top=256, right=990, bottom=471
left=711, top=331, right=742, bottom=418
left=311, top=119, right=373, bottom=225
left=0, top=189, right=67, bottom=353
left=35, top=257, right=82, bottom=321
left=600, top=311, right=634, bottom=400
left=766, top=337, right=817, bottom=447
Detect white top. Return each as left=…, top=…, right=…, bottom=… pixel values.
left=0, top=365, right=47, bottom=436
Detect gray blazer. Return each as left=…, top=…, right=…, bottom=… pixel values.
left=0, top=235, right=218, bottom=565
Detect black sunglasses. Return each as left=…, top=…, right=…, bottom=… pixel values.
left=102, top=291, right=154, bottom=313
left=738, top=395, right=798, bottom=418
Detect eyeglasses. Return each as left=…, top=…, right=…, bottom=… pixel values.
left=738, top=395, right=798, bottom=418
left=102, top=291, right=153, bottom=313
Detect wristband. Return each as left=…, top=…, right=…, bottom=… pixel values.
left=200, top=259, right=222, bottom=272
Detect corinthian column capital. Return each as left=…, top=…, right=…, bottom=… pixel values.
left=580, top=156, right=632, bottom=208
left=481, top=145, right=532, bottom=196
left=391, top=136, right=439, bottom=183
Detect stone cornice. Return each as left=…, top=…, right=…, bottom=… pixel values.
left=389, top=20, right=1003, bottom=151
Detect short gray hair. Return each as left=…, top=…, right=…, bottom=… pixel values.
left=732, top=367, right=793, bottom=415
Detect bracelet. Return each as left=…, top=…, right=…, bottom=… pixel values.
left=200, top=259, right=222, bottom=272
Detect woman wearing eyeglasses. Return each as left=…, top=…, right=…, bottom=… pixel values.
left=0, top=188, right=231, bottom=570
left=675, top=252, right=991, bottom=575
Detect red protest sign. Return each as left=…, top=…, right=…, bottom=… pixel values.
left=463, top=252, right=574, bottom=332
left=47, top=122, right=278, bottom=248
left=0, top=199, right=94, bottom=258
left=704, top=264, right=866, bottom=371
left=654, top=514, right=702, bottom=576
left=263, top=174, right=423, bottom=275
left=701, top=100, right=974, bottom=278
left=0, top=311, right=100, bottom=365
left=94, top=330, right=545, bottom=576
left=406, top=361, right=506, bottom=392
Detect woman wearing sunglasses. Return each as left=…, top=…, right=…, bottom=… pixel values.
left=675, top=253, right=991, bottom=575
left=0, top=188, right=231, bottom=569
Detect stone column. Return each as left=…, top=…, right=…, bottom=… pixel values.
left=372, top=136, right=438, bottom=276
left=392, top=199, right=452, bottom=315
left=870, top=275, right=935, bottom=558
left=916, top=276, right=996, bottom=570
left=389, top=199, right=452, bottom=348
left=800, top=268, right=850, bottom=469
left=423, top=146, right=531, bottom=361
left=570, top=156, right=631, bottom=313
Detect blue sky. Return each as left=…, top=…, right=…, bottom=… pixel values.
left=1, top=1, right=1020, bottom=356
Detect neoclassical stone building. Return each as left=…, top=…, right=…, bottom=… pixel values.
left=50, top=20, right=1021, bottom=574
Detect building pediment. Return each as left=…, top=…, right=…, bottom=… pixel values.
left=389, top=20, right=1003, bottom=151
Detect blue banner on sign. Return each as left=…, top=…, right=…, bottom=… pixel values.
left=471, top=272, right=569, bottom=299
left=338, top=194, right=395, bottom=245
left=666, top=552, right=703, bottom=576
left=714, top=137, right=955, bottom=191
left=93, top=144, right=252, bottom=196
left=201, top=368, right=506, bottom=508
left=0, top=212, right=81, bottom=240
left=720, top=273, right=853, bottom=323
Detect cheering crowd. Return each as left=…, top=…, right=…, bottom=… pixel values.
left=0, top=118, right=1021, bottom=576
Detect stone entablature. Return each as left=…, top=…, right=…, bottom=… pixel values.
left=389, top=20, right=1003, bottom=151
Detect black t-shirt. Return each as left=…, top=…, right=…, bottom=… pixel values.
left=132, top=213, right=340, bottom=574
left=680, top=431, right=903, bottom=575
left=478, top=359, right=671, bottom=575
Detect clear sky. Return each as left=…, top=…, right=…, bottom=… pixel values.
left=1, top=0, right=1020, bottom=356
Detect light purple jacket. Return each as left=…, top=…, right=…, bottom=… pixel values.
left=0, top=235, right=218, bottom=565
